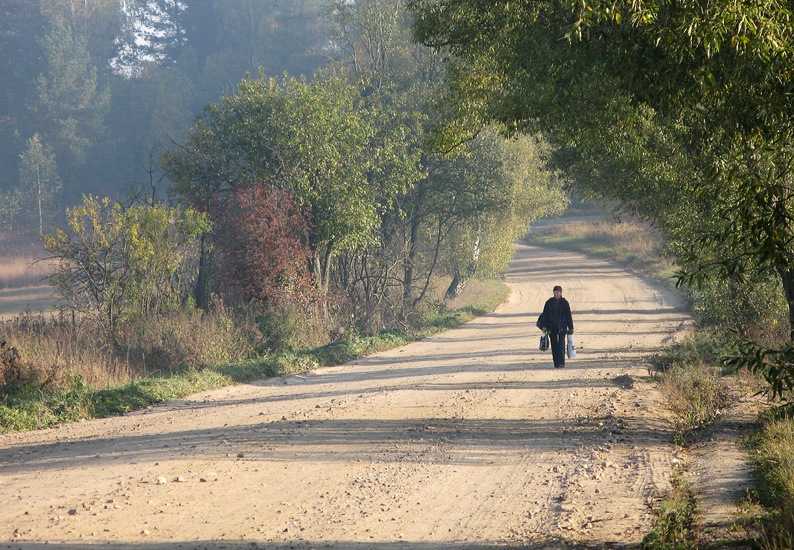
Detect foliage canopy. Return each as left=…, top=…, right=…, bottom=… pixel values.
left=408, top=0, right=794, bottom=398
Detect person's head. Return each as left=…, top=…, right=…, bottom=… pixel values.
left=553, top=285, right=562, bottom=298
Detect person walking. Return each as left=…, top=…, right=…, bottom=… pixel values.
left=538, top=285, right=574, bottom=368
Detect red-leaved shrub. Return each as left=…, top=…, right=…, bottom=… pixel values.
left=216, top=185, right=317, bottom=305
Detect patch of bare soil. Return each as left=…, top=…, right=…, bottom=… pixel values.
left=0, top=244, right=715, bottom=550
left=686, top=380, right=765, bottom=548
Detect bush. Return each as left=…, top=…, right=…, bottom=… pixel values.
left=0, top=341, right=27, bottom=392
left=117, top=297, right=262, bottom=373
left=42, top=197, right=209, bottom=339
left=649, top=332, right=736, bottom=375
left=660, top=362, right=730, bottom=441
left=257, top=302, right=330, bottom=351
left=693, top=273, right=788, bottom=345
left=651, top=340, right=733, bottom=444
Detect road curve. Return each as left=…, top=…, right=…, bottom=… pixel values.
left=0, top=243, right=691, bottom=549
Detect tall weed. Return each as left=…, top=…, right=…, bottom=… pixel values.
left=257, top=301, right=330, bottom=351
left=0, top=302, right=262, bottom=391
left=659, top=362, right=730, bottom=443
left=1, top=311, right=132, bottom=390
left=642, top=466, right=698, bottom=550
left=751, top=416, right=794, bottom=549
left=117, top=298, right=262, bottom=374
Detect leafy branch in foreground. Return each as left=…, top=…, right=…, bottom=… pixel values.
left=726, top=338, right=794, bottom=403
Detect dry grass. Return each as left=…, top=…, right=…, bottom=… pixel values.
left=551, top=219, right=660, bottom=253
left=658, top=362, right=731, bottom=443
left=0, top=303, right=263, bottom=390
left=0, top=256, right=55, bottom=290
left=0, top=232, right=55, bottom=290
left=1, top=312, right=134, bottom=389
left=527, top=218, right=677, bottom=281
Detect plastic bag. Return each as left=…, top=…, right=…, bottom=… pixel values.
left=540, top=333, right=549, bottom=351
left=567, top=333, right=576, bottom=359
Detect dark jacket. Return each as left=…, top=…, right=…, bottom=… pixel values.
left=540, top=297, right=574, bottom=333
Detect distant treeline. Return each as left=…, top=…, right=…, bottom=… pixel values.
left=0, top=0, right=329, bottom=232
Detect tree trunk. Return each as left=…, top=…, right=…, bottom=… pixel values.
left=313, top=244, right=334, bottom=321
left=444, top=236, right=480, bottom=301
left=36, top=162, right=42, bottom=234
left=444, top=273, right=466, bottom=300
left=403, top=210, right=421, bottom=313
left=403, top=180, right=426, bottom=315
left=779, top=266, right=794, bottom=342
left=194, top=233, right=210, bottom=310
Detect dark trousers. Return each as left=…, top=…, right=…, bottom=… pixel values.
left=550, top=329, right=566, bottom=367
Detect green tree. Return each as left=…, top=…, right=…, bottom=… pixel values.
left=430, top=132, right=567, bottom=299
left=0, top=0, right=45, bottom=195
left=115, top=0, right=188, bottom=68
left=0, top=189, right=21, bottom=233
left=164, top=70, right=387, bottom=309
left=31, top=14, right=110, bottom=174
left=42, top=196, right=210, bottom=338
left=18, top=134, right=62, bottom=234
left=409, top=0, right=794, bottom=397
left=325, top=1, right=566, bottom=323
left=40, top=0, right=125, bottom=70
left=205, top=0, right=327, bottom=80
left=326, top=0, right=419, bottom=89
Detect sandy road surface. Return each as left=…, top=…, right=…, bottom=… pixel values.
left=0, top=244, right=691, bottom=550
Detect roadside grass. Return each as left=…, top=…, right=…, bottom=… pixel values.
left=643, top=344, right=752, bottom=550
left=657, top=362, right=731, bottom=447
left=648, top=334, right=738, bottom=446
left=642, top=465, right=699, bottom=550
left=0, top=278, right=509, bottom=433
left=746, top=409, right=794, bottom=549
left=644, top=339, right=749, bottom=548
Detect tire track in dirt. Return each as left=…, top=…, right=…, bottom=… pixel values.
left=0, top=243, right=692, bottom=549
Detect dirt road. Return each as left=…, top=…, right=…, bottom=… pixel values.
left=0, top=243, right=691, bottom=549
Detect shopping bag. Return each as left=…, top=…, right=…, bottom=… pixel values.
left=567, top=333, right=576, bottom=359
left=540, top=333, right=549, bottom=351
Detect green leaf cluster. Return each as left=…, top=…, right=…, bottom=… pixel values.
left=42, top=196, right=210, bottom=337
left=409, top=0, right=794, bottom=396
left=166, top=70, right=395, bottom=255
